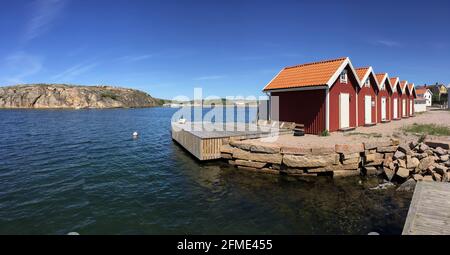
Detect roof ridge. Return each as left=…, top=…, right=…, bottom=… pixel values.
left=284, top=57, right=347, bottom=70
left=355, top=66, right=370, bottom=70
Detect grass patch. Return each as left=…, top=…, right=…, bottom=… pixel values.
left=402, top=123, right=450, bottom=136
left=319, top=129, right=330, bottom=136
left=344, top=132, right=382, bottom=138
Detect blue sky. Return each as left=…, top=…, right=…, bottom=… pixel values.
left=0, top=0, right=449, bottom=99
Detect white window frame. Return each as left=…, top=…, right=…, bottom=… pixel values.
left=364, top=78, right=370, bottom=87
left=340, top=70, right=348, bottom=84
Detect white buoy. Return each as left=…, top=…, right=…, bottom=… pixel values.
left=178, top=118, right=186, bottom=124
left=368, top=232, right=380, bottom=235
left=67, top=232, right=80, bottom=235
left=132, top=131, right=139, bottom=138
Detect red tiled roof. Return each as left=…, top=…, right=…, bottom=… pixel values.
left=400, top=80, right=408, bottom=92
left=416, top=88, right=427, bottom=95
left=263, top=57, right=348, bottom=91
left=355, top=67, right=370, bottom=82
left=375, top=73, right=387, bottom=85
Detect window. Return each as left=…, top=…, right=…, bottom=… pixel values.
left=364, top=78, right=370, bottom=87
left=381, top=84, right=385, bottom=90
left=340, top=70, right=348, bottom=83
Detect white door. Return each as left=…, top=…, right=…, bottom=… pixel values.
left=340, top=93, right=350, bottom=128
left=393, top=98, right=398, bottom=119
left=402, top=99, right=406, bottom=117
left=365, top=95, right=372, bottom=124
left=409, top=100, right=413, bottom=115
left=381, top=97, right=386, bottom=120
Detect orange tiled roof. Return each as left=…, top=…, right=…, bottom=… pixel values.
left=400, top=80, right=408, bottom=91
left=263, top=57, right=347, bottom=91
left=390, top=77, right=399, bottom=86
left=355, top=67, right=370, bottom=82
left=415, top=88, right=427, bottom=95
left=375, top=73, right=387, bottom=85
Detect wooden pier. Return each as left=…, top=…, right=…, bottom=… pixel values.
left=171, top=121, right=294, bottom=160
left=402, top=181, right=450, bottom=235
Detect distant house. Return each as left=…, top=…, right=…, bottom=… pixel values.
left=375, top=73, right=393, bottom=122
left=355, top=67, right=378, bottom=126
left=389, top=77, right=402, bottom=120
left=415, top=87, right=433, bottom=106
left=421, top=83, right=448, bottom=103
left=263, top=57, right=361, bottom=134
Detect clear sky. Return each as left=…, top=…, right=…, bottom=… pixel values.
left=0, top=0, right=449, bottom=99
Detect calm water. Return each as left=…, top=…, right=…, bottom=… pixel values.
left=0, top=107, right=412, bottom=234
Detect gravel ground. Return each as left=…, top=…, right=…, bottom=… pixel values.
left=252, top=110, right=450, bottom=148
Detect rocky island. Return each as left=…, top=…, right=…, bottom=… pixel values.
left=0, top=84, right=163, bottom=109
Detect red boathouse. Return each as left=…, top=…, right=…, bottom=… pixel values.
left=400, top=81, right=410, bottom=118
left=355, top=67, right=378, bottom=126
left=263, top=57, right=361, bottom=134
left=408, top=84, right=417, bottom=116
left=389, top=77, right=402, bottom=120
left=375, top=73, right=393, bottom=122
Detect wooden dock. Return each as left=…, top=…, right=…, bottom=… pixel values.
left=171, top=121, right=294, bottom=160
left=402, top=181, right=450, bottom=235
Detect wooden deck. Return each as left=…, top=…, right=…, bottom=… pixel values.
left=171, top=122, right=293, bottom=160
left=402, top=181, right=450, bottom=235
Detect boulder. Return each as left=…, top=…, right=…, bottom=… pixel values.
left=342, top=152, right=361, bottom=160
left=366, top=153, right=384, bottom=162
left=384, top=153, right=394, bottom=159
left=407, top=157, right=420, bottom=169
left=397, top=179, right=416, bottom=192
left=311, top=147, right=335, bottom=155
left=383, top=157, right=393, bottom=167
left=418, top=157, right=435, bottom=171
left=232, top=148, right=282, bottom=164
left=391, top=139, right=400, bottom=146
left=417, top=143, right=430, bottom=153
left=440, top=155, right=449, bottom=162
left=413, top=174, right=423, bottom=181
left=220, top=144, right=234, bottom=154
left=342, top=157, right=360, bottom=165
left=283, top=154, right=338, bottom=168
left=396, top=167, right=410, bottom=178
left=397, top=159, right=406, bottom=168
left=335, top=143, right=364, bottom=154
left=229, top=140, right=252, bottom=151
left=280, top=146, right=311, bottom=155
left=249, top=144, right=280, bottom=154
left=365, top=159, right=384, bottom=167
left=221, top=153, right=232, bottom=159
left=416, top=153, right=428, bottom=160
left=377, top=146, right=398, bottom=153
left=434, top=147, right=448, bottom=156
left=363, top=166, right=378, bottom=176
left=397, top=143, right=411, bottom=155
left=333, top=170, right=360, bottom=177
left=235, top=160, right=267, bottom=168
left=445, top=160, right=450, bottom=167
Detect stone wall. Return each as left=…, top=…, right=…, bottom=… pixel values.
left=220, top=138, right=450, bottom=183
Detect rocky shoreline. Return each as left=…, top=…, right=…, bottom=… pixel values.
left=220, top=137, right=450, bottom=190
left=0, top=84, right=162, bottom=109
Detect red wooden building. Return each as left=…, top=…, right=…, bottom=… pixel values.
left=375, top=73, right=393, bottom=122
left=408, top=84, right=417, bottom=116
left=400, top=81, right=410, bottom=118
left=355, top=67, right=379, bottom=126
left=262, top=57, right=361, bottom=134
left=389, top=77, right=402, bottom=120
